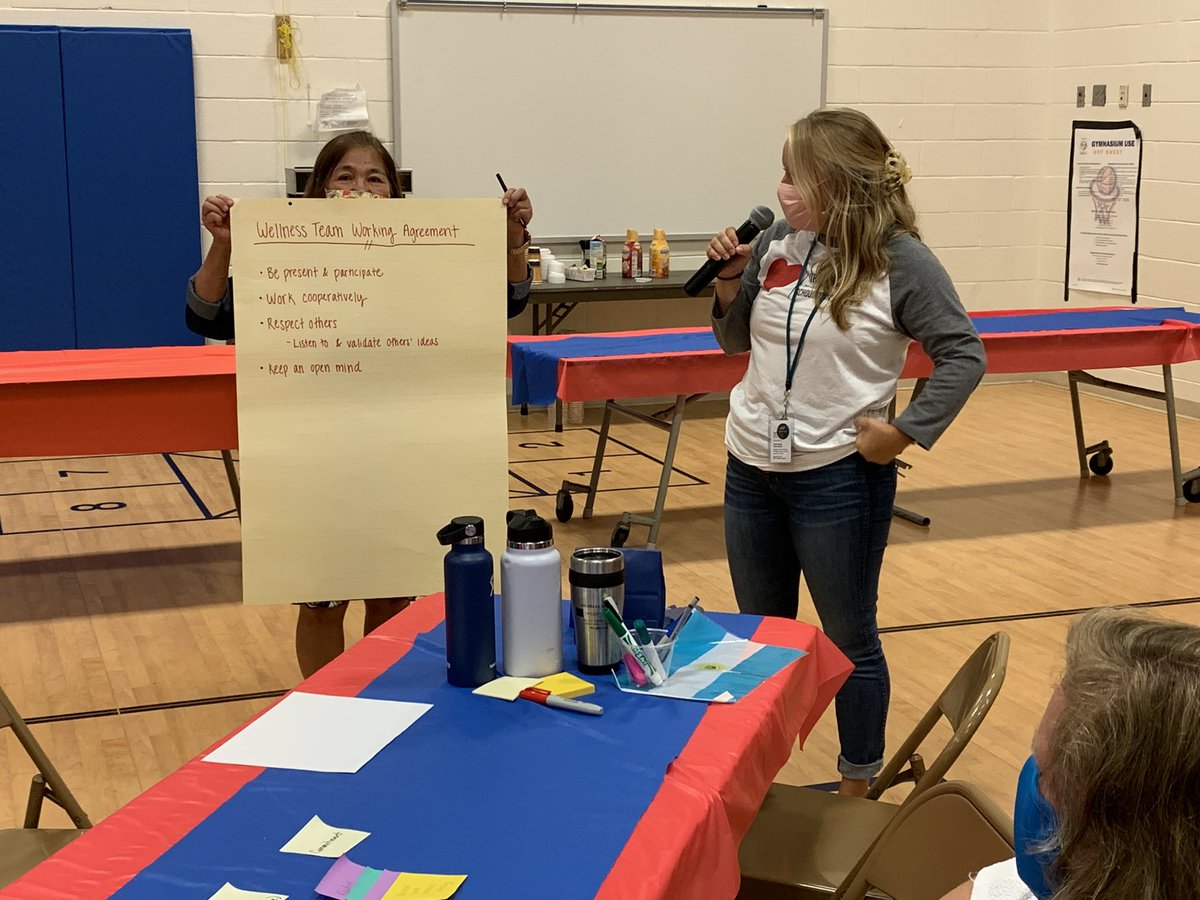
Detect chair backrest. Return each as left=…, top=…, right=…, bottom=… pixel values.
left=0, top=684, right=92, bottom=829
left=868, top=632, right=1010, bottom=800
left=841, top=781, right=1015, bottom=900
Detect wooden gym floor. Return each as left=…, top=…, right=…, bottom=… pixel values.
left=2, top=380, right=1198, bottom=830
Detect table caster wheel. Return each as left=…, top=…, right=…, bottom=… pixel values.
left=1184, top=478, right=1200, bottom=504
left=555, top=488, right=574, bottom=523
left=1088, top=450, right=1114, bottom=476
left=610, top=523, right=630, bottom=547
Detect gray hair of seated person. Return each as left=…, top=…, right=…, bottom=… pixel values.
left=1045, top=606, right=1200, bottom=899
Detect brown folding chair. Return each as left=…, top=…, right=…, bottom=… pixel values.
left=0, top=685, right=92, bottom=889
left=841, top=781, right=1014, bottom=900
left=738, top=632, right=1010, bottom=899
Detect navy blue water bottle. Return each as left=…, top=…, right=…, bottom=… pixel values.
left=436, top=516, right=497, bottom=687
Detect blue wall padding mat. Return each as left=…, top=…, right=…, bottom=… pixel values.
left=61, top=27, right=201, bottom=348
left=0, top=27, right=78, bottom=351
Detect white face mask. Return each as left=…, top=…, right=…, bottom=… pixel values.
left=776, top=181, right=811, bottom=230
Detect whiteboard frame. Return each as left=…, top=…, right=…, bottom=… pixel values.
left=389, top=0, right=828, bottom=240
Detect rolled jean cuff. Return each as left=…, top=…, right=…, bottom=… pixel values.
left=838, top=753, right=883, bottom=781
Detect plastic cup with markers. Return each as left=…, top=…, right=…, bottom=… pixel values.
left=616, top=625, right=675, bottom=691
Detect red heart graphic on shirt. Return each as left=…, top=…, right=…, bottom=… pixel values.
left=763, top=258, right=803, bottom=291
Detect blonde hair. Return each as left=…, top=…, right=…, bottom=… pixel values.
left=784, top=107, right=918, bottom=329
left=1046, top=607, right=1200, bottom=899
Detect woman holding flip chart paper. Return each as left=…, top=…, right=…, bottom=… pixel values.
left=705, top=108, right=985, bottom=796
left=185, top=130, right=534, bottom=678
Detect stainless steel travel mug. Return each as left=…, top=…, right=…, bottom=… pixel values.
left=569, top=548, right=625, bottom=673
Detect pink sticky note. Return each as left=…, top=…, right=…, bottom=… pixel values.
left=362, top=871, right=401, bottom=900
left=316, top=855, right=366, bottom=899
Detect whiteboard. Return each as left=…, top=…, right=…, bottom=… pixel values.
left=390, top=1, right=827, bottom=239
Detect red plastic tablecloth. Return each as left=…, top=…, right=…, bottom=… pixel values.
left=0, top=345, right=237, bottom=457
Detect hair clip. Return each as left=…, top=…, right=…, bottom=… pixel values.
left=885, top=149, right=912, bottom=192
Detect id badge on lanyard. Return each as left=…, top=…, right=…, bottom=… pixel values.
left=768, top=416, right=794, bottom=463
left=770, top=240, right=821, bottom=464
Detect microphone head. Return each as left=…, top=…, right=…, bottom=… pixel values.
left=748, top=205, right=775, bottom=230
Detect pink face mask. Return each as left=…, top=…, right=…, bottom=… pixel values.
left=776, top=181, right=811, bottom=230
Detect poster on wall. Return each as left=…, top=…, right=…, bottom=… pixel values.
left=1065, top=120, right=1142, bottom=301
left=230, top=197, right=510, bottom=605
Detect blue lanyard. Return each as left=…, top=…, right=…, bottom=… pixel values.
left=783, top=240, right=822, bottom=415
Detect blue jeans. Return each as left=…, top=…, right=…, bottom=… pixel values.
left=724, top=452, right=895, bottom=780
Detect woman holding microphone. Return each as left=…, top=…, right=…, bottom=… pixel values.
left=706, top=108, right=985, bottom=795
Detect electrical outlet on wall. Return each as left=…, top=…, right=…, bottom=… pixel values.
left=1076, top=85, right=1086, bottom=107
left=1143, top=84, right=1153, bottom=106
left=1119, top=85, right=1129, bottom=108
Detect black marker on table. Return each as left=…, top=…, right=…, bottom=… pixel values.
left=495, top=172, right=527, bottom=227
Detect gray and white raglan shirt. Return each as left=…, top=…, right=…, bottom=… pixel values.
left=711, top=222, right=985, bottom=472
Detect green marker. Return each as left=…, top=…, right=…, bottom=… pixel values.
left=633, top=618, right=667, bottom=683
left=634, top=619, right=652, bottom=645
left=602, top=601, right=663, bottom=686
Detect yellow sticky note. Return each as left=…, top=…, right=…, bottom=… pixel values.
left=471, top=676, right=540, bottom=701
left=380, top=873, right=467, bottom=899
left=279, top=814, right=369, bottom=857
left=534, top=672, right=595, bottom=699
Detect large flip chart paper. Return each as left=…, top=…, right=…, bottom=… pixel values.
left=231, top=198, right=509, bottom=605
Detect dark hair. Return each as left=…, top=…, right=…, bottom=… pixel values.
left=304, top=131, right=402, bottom=198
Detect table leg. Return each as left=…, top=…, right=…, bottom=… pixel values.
left=1068, top=371, right=1090, bottom=477
left=582, top=401, right=615, bottom=519
left=220, top=449, right=241, bottom=518
left=644, top=395, right=688, bottom=548
left=1162, top=364, right=1186, bottom=505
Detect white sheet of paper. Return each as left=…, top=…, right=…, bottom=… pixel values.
left=317, top=87, right=370, bottom=132
left=209, top=884, right=288, bottom=900
left=471, top=676, right=540, bottom=701
left=229, top=198, right=509, bottom=605
left=203, top=692, right=432, bottom=773
left=280, top=814, right=370, bottom=857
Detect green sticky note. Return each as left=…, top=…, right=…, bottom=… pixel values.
left=346, top=867, right=384, bottom=900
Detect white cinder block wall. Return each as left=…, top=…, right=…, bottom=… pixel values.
left=1044, top=1, right=1200, bottom=400
left=2, top=0, right=1198, bottom=401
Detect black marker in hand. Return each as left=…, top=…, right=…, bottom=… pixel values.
left=495, top=172, right=527, bottom=228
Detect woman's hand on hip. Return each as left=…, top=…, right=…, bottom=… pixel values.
left=201, top=194, right=235, bottom=245
left=855, top=417, right=912, bottom=464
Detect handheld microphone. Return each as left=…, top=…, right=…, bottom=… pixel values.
left=683, top=205, right=775, bottom=296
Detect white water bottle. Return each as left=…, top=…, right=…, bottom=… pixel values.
left=501, top=510, right=563, bottom=677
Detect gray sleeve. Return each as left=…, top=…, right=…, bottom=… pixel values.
left=888, top=235, right=986, bottom=449
left=710, top=220, right=789, bottom=354
left=187, top=275, right=232, bottom=322
left=509, top=269, right=531, bottom=302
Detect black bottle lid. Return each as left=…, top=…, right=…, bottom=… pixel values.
left=437, top=516, right=485, bottom=545
left=505, top=509, right=553, bottom=545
